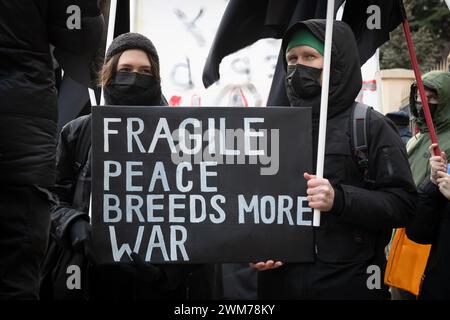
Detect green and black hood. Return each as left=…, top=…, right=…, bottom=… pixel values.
left=282, top=19, right=362, bottom=119
left=410, top=71, right=450, bottom=133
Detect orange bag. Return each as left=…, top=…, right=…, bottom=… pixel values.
left=384, top=228, right=431, bottom=296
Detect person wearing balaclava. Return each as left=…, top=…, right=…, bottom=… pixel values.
left=251, top=20, right=417, bottom=300
left=406, top=71, right=450, bottom=187
left=101, top=32, right=164, bottom=106
left=402, top=71, right=450, bottom=300
left=42, top=33, right=219, bottom=300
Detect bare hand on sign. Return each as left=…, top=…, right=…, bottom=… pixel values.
left=304, top=172, right=334, bottom=212
left=249, top=260, right=284, bottom=271
left=429, top=143, right=447, bottom=185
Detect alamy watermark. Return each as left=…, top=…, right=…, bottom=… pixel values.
left=107, top=117, right=280, bottom=176
left=66, top=265, right=81, bottom=290
left=66, top=5, right=81, bottom=30
left=366, top=265, right=382, bottom=290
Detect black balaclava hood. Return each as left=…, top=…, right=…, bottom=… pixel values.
left=103, top=32, right=166, bottom=106
left=282, top=20, right=363, bottom=119
left=104, top=71, right=162, bottom=106
left=409, top=83, right=438, bottom=131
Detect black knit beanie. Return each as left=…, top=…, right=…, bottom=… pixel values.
left=105, top=32, right=159, bottom=67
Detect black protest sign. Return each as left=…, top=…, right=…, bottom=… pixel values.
left=91, top=106, right=314, bottom=264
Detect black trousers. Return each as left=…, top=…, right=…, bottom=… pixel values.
left=0, top=186, right=50, bottom=299
left=222, top=263, right=257, bottom=300
left=258, top=258, right=390, bottom=300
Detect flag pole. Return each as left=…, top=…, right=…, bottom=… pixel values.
left=400, top=3, right=440, bottom=156
left=88, top=88, right=97, bottom=106
left=130, top=0, right=137, bottom=32
left=100, top=0, right=118, bottom=106
left=313, top=0, right=335, bottom=227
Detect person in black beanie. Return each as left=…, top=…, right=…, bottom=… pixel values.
left=42, top=32, right=221, bottom=300
left=101, top=32, right=165, bottom=106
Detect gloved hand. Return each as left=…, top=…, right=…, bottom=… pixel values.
left=69, top=218, right=92, bottom=258
left=119, top=253, right=164, bottom=283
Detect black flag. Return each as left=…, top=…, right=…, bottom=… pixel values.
left=56, top=0, right=130, bottom=131
left=202, top=0, right=405, bottom=106
left=202, top=0, right=345, bottom=89
left=343, top=0, right=405, bottom=66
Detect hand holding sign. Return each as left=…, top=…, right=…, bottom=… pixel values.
left=118, top=252, right=164, bottom=283
left=249, top=260, right=284, bottom=271
left=429, top=143, right=447, bottom=185
left=69, top=219, right=95, bottom=263
left=436, top=171, right=450, bottom=200
left=305, top=173, right=335, bottom=212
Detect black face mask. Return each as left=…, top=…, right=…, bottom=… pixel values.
left=104, top=71, right=162, bottom=106
left=285, top=64, right=322, bottom=103
left=415, top=101, right=439, bottom=125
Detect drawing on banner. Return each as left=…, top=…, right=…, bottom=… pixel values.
left=173, top=7, right=206, bottom=47
left=231, top=57, right=251, bottom=80
left=191, top=94, right=202, bottom=106
left=215, top=83, right=262, bottom=107
left=171, top=57, right=194, bottom=90
left=169, top=95, right=182, bottom=107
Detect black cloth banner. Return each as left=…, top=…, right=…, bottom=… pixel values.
left=91, top=106, right=314, bottom=264
left=202, top=0, right=404, bottom=107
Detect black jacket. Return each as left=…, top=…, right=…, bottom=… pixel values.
left=51, top=115, right=93, bottom=243
left=258, top=20, right=417, bottom=300
left=0, top=0, right=102, bottom=187
left=407, top=178, right=450, bottom=299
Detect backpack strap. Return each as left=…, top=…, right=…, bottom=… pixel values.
left=351, top=102, right=372, bottom=179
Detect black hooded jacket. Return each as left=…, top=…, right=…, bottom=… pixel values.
left=258, top=20, right=417, bottom=300
left=0, top=0, right=102, bottom=188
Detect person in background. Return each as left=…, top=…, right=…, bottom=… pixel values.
left=407, top=143, right=450, bottom=299
left=399, top=71, right=450, bottom=300
left=386, top=110, right=412, bottom=145
left=407, top=71, right=450, bottom=187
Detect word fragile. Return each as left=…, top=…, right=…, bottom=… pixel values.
left=103, top=116, right=279, bottom=175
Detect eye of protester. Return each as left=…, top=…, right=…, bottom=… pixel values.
left=287, top=55, right=297, bottom=64
left=140, top=68, right=152, bottom=74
